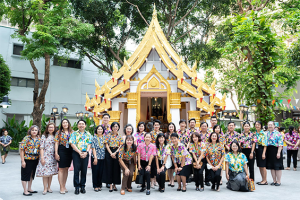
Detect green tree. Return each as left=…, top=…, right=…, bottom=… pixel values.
left=195, top=0, right=300, bottom=124
left=0, top=0, right=94, bottom=128
left=66, top=0, right=236, bottom=75
left=0, top=54, right=11, bottom=104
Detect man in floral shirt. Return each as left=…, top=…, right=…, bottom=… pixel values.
left=101, top=113, right=111, bottom=136
left=225, top=122, right=240, bottom=151
left=69, top=120, right=92, bottom=195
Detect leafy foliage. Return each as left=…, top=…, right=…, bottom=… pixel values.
left=281, top=118, right=299, bottom=130
left=0, top=54, right=11, bottom=104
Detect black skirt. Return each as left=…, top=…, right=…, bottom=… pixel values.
left=150, top=159, right=157, bottom=178
left=177, top=164, right=192, bottom=178
left=21, top=159, right=39, bottom=181
left=266, top=146, right=284, bottom=170
left=104, top=147, right=121, bottom=184
left=256, top=145, right=267, bottom=168
left=58, top=144, right=73, bottom=168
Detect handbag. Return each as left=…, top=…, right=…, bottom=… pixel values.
left=247, top=178, right=255, bottom=192
left=135, top=170, right=144, bottom=184
left=165, top=155, right=172, bottom=169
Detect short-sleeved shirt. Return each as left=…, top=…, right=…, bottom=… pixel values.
left=150, top=130, right=163, bottom=143
left=205, top=143, right=225, bottom=168
left=170, top=143, right=192, bottom=165
left=199, top=131, right=210, bottom=143
left=102, top=124, right=111, bottom=136
left=20, top=135, right=41, bottom=160
left=189, top=142, right=206, bottom=158
left=177, top=129, right=191, bottom=146
left=255, top=130, right=267, bottom=146
left=104, top=133, right=124, bottom=148
left=266, top=130, right=283, bottom=147
left=69, top=131, right=93, bottom=152
left=54, top=131, right=72, bottom=147
left=0, top=135, right=12, bottom=145
left=225, top=152, right=248, bottom=173
left=285, top=132, right=300, bottom=150
left=91, top=135, right=105, bottom=159
left=239, top=132, right=257, bottom=149
left=137, top=142, right=157, bottom=161
left=119, top=145, right=136, bottom=161
left=225, top=131, right=240, bottom=147
left=134, top=132, right=145, bottom=146
left=156, top=144, right=171, bottom=161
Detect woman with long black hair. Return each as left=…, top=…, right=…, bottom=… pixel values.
left=239, top=122, right=257, bottom=180
left=54, top=119, right=73, bottom=194
left=119, top=135, right=137, bottom=195
left=155, top=133, right=170, bottom=192
left=189, top=132, right=206, bottom=192
left=165, top=122, right=176, bottom=187
left=284, top=126, right=300, bottom=171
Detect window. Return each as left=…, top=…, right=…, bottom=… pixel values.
left=13, top=44, right=24, bottom=55
left=10, top=77, right=43, bottom=88
left=53, top=58, right=82, bottom=69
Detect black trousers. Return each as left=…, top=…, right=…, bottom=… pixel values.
left=156, top=161, right=166, bottom=189
left=209, top=169, right=222, bottom=189
left=72, top=151, right=89, bottom=188
left=105, top=147, right=121, bottom=184
left=242, top=148, right=255, bottom=180
left=287, top=150, right=298, bottom=168
left=193, top=160, right=205, bottom=188
left=91, top=159, right=105, bottom=188
left=140, top=160, right=151, bottom=190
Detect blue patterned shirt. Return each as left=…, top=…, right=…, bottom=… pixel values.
left=0, top=135, right=12, bottom=145
left=266, top=130, right=283, bottom=147
left=91, top=135, right=105, bottom=159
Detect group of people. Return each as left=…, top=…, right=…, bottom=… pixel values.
left=1, top=114, right=299, bottom=196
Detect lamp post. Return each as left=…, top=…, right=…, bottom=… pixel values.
left=52, top=105, right=68, bottom=124
left=223, top=111, right=236, bottom=122
left=76, top=111, right=84, bottom=119
left=0, top=95, right=11, bottom=108
left=239, top=104, right=249, bottom=122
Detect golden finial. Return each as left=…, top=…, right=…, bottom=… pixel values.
left=95, top=79, right=100, bottom=90
left=113, top=61, right=118, bottom=74
left=152, top=3, right=157, bottom=19
left=86, top=93, right=90, bottom=103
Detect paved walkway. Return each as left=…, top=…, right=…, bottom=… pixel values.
left=0, top=152, right=299, bottom=200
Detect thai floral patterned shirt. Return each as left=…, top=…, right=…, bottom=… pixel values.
left=266, top=130, right=283, bottom=147
left=255, top=130, right=268, bottom=146
left=150, top=130, right=163, bottom=143
left=285, top=132, right=300, bottom=150
left=137, top=142, right=157, bottom=161
left=0, top=135, right=12, bottom=145
left=189, top=142, right=206, bottom=158
left=177, top=129, right=191, bottom=146
left=170, top=143, right=192, bottom=165
left=199, top=131, right=210, bottom=143
left=54, top=131, right=72, bottom=147
left=119, top=145, right=136, bottom=161
left=225, top=131, right=240, bottom=147
left=104, top=133, right=124, bottom=148
left=133, top=132, right=145, bottom=146
left=102, top=124, right=111, bottom=136
left=239, top=132, right=258, bottom=149
left=205, top=142, right=225, bottom=168
left=91, top=135, right=105, bottom=159
left=225, top=152, right=248, bottom=172
left=156, top=144, right=171, bottom=161
left=20, top=135, right=41, bottom=160
left=69, top=130, right=93, bottom=152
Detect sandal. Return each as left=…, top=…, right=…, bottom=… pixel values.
left=257, top=182, right=268, bottom=185
left=270, top=182, right=276, bottom=186
left=177, top=188, right=181, bottom=191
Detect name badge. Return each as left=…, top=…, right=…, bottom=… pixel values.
left=161, top=159, right=163, bottom=165
left=34, top=149, right=38, bottom=154
left=66, top=143, right=69, bottom=148
left=146, top=155, right=148, bottom=162
left=129, top=160, right=131, bottom=165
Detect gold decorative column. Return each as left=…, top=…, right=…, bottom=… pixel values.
left=107, top=111, right=122, bottom=124
left=170, top=93, right=182, bottom=109
left=127, top=93, right=138, bottom=108
left=188, top=111, right=201, bottom=128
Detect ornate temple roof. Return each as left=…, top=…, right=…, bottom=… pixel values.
left=85, top=5, right=226, bottom=117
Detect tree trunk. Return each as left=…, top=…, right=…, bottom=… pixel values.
left=30, top=54, right=50, bottom=128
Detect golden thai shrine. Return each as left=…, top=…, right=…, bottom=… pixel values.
left=85, top=7, right=226, bottom=132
